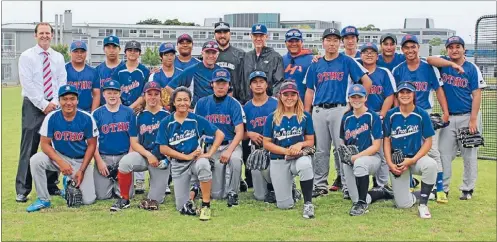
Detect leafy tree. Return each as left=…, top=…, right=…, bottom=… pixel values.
left=164, top=18, right=195, bottom=26
left=440, top=49, right=448, bottom=55
left=137, top=18, right=162, bottom=25
left=429, top=37, right=442, bottom=46
left=357, top=24, right=380, bottom=31
left=51, top=43, right=70, bottom=62
left=141, top=47, right=161, bottom=67
left=312, top=47, right=320, bottom=55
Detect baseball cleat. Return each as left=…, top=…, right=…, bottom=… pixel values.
left=135, top=180, right=145, bottom=194
left=292, top=187, right=302, bottom=203
left=436, top=191, right=448, bottom=204
left=16, top=194, right=28, bottom=203
left=240, top=180, right=248, bottom=193
left=312, top=188, right=328, bottom=198
left=199, top=206, right=211, bottom=221
left=343, top=189, right=351, bottom=200
left=165, top=187, right=171, bottom=195
left=418, top=204, right=432, bottom=219
left=227, top=192, right=239, bottom=207
left=110, top=198, right=130, bottom=212
left=180, top=200, right=197, bottom=216
left=460, top=190, right=473, bottom=200
left=302, top=202, right=315, bottom=219
left=329, top=176, right=342, bottom=191
left=429, top=189, right=437, bottom=201
left=349, top=201, right=369, bottom=216
left=264, top=191, right=276, bottom=204
left=382, top=185, right=394, bottom=199
left=148, top=200, right=159, bottom=210
left=26, top=198, right=51, bottom=212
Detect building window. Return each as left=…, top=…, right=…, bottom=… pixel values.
left=162, top=30, right=176, bottom=39
left=403, top=31, right=421, bottom=35
left=116, top=29, right=123, bottom=37
left=105, top=29, right=113, bottom=36
left=98, top=29, right=106, bottom=37
left=80, top=36, right=89, bottom=45
left=2, top=63, right=12, bottom=80
left=423, top=31, right=448, bottom=36
left=139, top=30, right=147, bottom=38
left=208, top=31, right=215, bottom=39
left=129, top=29, right=138, bottom=37
left=272, top=33, right=279, bottom=41
left=422, top=39, right=430, bottom=44
left=2, top=32, right=16, bottom=52
left=306, top=34, right=312, bottom=38
left=96, top=40, right=103, bottom=47
left=193, top=31, right=206, bottom=39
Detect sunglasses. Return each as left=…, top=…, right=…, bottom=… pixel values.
left=204, top=43, right=219, bottom=49
left=286, top=31, right=302, bottom=38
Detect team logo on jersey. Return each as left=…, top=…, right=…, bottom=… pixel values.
left=391, top=125, right=419, bottom=139
left=274, top=126, right=303, bottom=141
left=441, top=73, right=468, bottom=88
left=345, top=123, right=369, bottom=140
left=285, top=64, right=303, bottom=75
left=100, top=122, right=130, bottom=134
left=169, top=129, right=197, bottom=146
left=121, top=80, right=140, bottom=93
left=67, top=81, right=93, bottom=90
left=54, top=131, right=84, bottom=141
left=250, top=116, right=268, bottom=129
left=406, top=81, right=428, bottom=91
left=317, top=72, right=344, bottom=83
left=140, top=122, right=160, bottom=135
left=370, top=85, right=383, bottom=95
left=205, top=114, right=232, bottom=124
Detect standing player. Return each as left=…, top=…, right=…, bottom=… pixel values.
left=377, top=33, right=405, bottom=71
left=65, top=40, right=100, bottom=112
left=283, top=28, right=314, bottom=100
left=427, top=36, right=486, bottom=201
left=383, top=82, right=438, bottom=219
left=26, top=85, right=98, bottom=212
left=195, top=69, right=245, bottom=207
left=304, top=28, right=372, bottom=199
left=263, top=81, right=315, bottom=219
left=341, top=26, right=361, bottom=59
left=392, top=34, right=450, bottom=203
left=92, top=80, right=136, bottom=200
left=157, top=87, right=225, bottom=221
left=175, top=34, right=200, bottom=71
left=96, top=35, right=123, bottom=106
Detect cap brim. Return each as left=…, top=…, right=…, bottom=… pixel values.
left=104, top=43, right=120, bottom=47
left=60, top=91, right=79, bottom=97
left=397, top=87, right=415, bottom=92
left=177, top=38, right=193, bottom=43
left=250, top=76, right=267, bottom=81
left=381, top=36, right=396, bottom=43
left=401, top=40, right=418, bottom=46
left=285, top=37, right=302, bottom=41
left=71, top=48, right=87, bottom=52
left=280, top=89, right=298, bottom=94
left=161, top=48, right=176, bottom=53
left=252, top=31, right=267, bottom=34
left=203, top=48, right=219, bottom=52
left=348, top=92, right=366, bottom=97
left=144, top=87, right=161, bottom=92
left=103, top=87, right=121, bottom=91
left=215, top=27, right=230, bottom=32
left=323, top=33, right=341, bottom=39
left=445, top=42, right=464, bottom=48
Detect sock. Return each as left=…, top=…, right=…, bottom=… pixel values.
left=267, top=183, right=274, bottom=192
left=201, top=201, right=210, bottom=208
left=355, top=175, right=369, bottom=203
left=300, top=179, right=313, bottom=203
left=419, top=181, right=434, bottom=205
left=367, top=190, right=384, bottom=203
left=117, top=171, right=132, bottom=200
left=436, top=172, right=444, bottom=192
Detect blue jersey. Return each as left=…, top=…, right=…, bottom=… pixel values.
left=112, top=62, right=150, bottom=106
left=92, top=105, right=137, bottom=155
left=341, top=50, right=361, bottom=58
left=167, top=62, right=223, bottom=107
left=366, top=67, right=396, bottom=112
left=438, top=56, right=487, bottom=114
left=304, top=53, right=367, bottom=105
left=96, top=61, right=124, bottom=105
left=65, top=63, right=100, bottom=112
left=283, top=50, right=314, bottom=99
left=156, top=112, right=218, bottom=157
left=195, top=95, right=245, bottom=144
left=392, top=59, right=443, bottom=110
left=149, top=67, right=183, bottom=88
left=340, top=109, right=383, bottom=152
left=263, top=112, right=315, bottom=159
left=39, top=110, right=99, bottom=159
left=383, top=106, right=435, bottom=157
left=174, top=57, right=200, bottom=71
left=243, top=97, right=278, bottom=135
left=377, top=53, right=406, bottom=71
left=136, top=109, right=170, bottom=159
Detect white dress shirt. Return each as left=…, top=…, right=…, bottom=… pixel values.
left=18, top=44, right=67, bottom=111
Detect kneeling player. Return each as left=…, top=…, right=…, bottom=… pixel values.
left=157, top=87, right=224, bottom=221
left=263, top=82, right=315, bottom=219
left=383, top=82, right=437, bottom=219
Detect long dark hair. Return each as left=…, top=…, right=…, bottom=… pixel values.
left=169, top=87, right=192, bottom=112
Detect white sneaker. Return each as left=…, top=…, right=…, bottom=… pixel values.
left=428, top=190, right=436, bottom=200
left=418, top=204, right=432, bottom=219
left=302, top=202, right=315, bottom=219
left=165, top=187, right=171, bottom=195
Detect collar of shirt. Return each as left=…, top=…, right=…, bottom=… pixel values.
left=34, top=44, right=54, bottom=55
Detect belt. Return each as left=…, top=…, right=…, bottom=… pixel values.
left=100, top=152, right=127, bottom=156
left=315, top=103, right=344, bottom=109
left=449, top=112, right=470, bottom=116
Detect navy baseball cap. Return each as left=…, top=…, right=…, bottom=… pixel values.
left=202, top=41, right=219, bottom=52
left=249, top=71, right=267, bottom=82
left=348, top=84, right=367, bottom=97
left=397, top=82, right=416, bottom=92
left=102, top=80, right=121, bottom=91
left=143, top=81, right=161, bottom=93
left=177, top=34, right=193, bottom=43
left=445, top=36, right=465, bottom=48
left=401, top=34, right=419, bottom=46
left=360, top=42, right=379, bottom=53
left=380, top=33, right=397, bottom=44
left=285, top=29, right=303, bottom=42
left=103, top=35, right=120, bottom=46
left=159, top=42, right=176, bottom=53
left=341, top=26, right=359, bottom=37
left=251, top=24, right=268, bottom=35
left=125, top=40, right=141, bottom=51
left=279, top=81, right=299, bottom=95
left=58, top=85, right=79, bottom=97
left=214, top=22, right=231, bottom=32
left=322, top=28, right=341, bottom=39
left=70, top=40, right=87, bottom=52
left=212, top=69, right=231, bottom=82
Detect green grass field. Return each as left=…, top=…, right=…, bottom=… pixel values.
left=2, top=87, right=496, bottom=241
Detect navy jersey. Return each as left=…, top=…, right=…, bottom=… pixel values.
left=340, top=109, right=383, bottom=152
left=392, top=59, right=443, bottom=110
left=92, top=105, right=137, bottom=155
left=156, top=112, right=218, bottom=156
left=304, top=53, right=367, bottom=105
left=341, top=50, right=361, bottom=58
left=377, top=53, right=406, bottom=71
left=96, top=61, right=124, bottom=105
left=283, top=50, right=314, bottom=99
left=174, top=57, right=200, bottom=71
left=65, top=63, right=100, bottom=112
left=136, top=109, right=170, bottom=158
left=149, top=67, right=183, bottom=88
left=366, top=67, right=396, bottom=112
left=438, top=56, right=487, bottom=114
left=195, top=95, right=245, bottom=144
left=112, top=62, right=150, bottom=106
left=39, top=110, right=99, bottom=159
left=383, top=106, right=435, bottom=157
left=167, top=62, right=223, bottom=107
left=263, top=112, right=315, bottom=159
left=243, top=97, right=278, bottom=135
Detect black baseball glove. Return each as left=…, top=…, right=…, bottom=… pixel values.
left=336, top=145, right=359, bottom=166
left=65, top=179, right=83, bottom=207
left=457, top=127, right=485, bottom=148
left=106, top=163, right=119, bottom=182
left=430, top=113, right=450, bottom=130
left=390, top=149, right=405, bottom=178
left=247, top=148, right=270, bottom=170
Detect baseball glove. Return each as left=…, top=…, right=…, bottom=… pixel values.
left=157, top=159, right=169, bottom=170
left=106, top=163, right=119, bottom=182
left=65, top=179, right=83, bottom=207
left=391, top=149, right=405, bottom=178
left=336, top=145, right=359, bottom=166
left=285, top=146, right=316, bottom=161
left=247, top=148, right=270, bottom=170
left=457, top=127, right=485, bottom=148
left=161, top=88, right=171, bottom=109
left=430, top=113, right=450, bottom=130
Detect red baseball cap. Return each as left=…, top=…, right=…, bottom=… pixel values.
left=279, top=81, right=299, bottom=95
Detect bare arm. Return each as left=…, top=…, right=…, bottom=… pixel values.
left=161, top=145, right=195, bottom=161
left=426, top=56, right=465, bottom=74
left=205, top=129, right=225, bottom=157
left=360, top=74, right=373, bottom=94
left=412, top=137, right=432, bottom=162
left=91, top=89, right=101, bottom=112
left=435, top=87, right=450, bottom=116
left=304, top=88, right=315, bottom=113
left=130, top=137, right=154, bottom=158
left=263, top=137, right=290, bottom=156
left=356, top=139, right=381, bottom=158
left=469, top=89, right=482, bottom=133
left=380, top=95, right=394, bottom=118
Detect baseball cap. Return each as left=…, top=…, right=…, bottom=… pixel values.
left=214, top=22, right=231, bottom=32
left=103, top=35, right=120, bottom=46
left=212, top=69, right=231, bottom=82
left=400, top=34, right=419, bottom=46
left=251, top=24, right=268, bottom=35
left=445, top=36, right=465, bottom=48
left=397, top=82, right=416, bottom=92
left=159, top=42, right=176, bottom=54
left=249, top=71, right=267, bottom=82
left=285, top=29, right=303, bottom=42
left=70, top=40, right=87, bottom=52
left=360, top=42, right=379, bottom=53
left=348, top=84, right=367, bottom=97
left=143, top=81, right=161, bottom=93
left=202, top=41, right=219, bottom=52
left=279, top=81, right=299, bottom=95
left=125, top=40, right=141, bottom=51
left=341, top=26, right=359, bottom=38
left=177, top=34, right=193, bottom=43
left=102, top=80, right=121, bottom=91
left=58, top=85, right=79, bottom=97
left=322, top=28, right=341, bottom=39
left=380, top=33, right=397, bottom=44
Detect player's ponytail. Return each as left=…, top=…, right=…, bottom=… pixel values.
left=169, top=87, right=192, bottom=112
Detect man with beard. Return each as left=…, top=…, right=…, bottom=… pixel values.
left=175, top=34, right=200, bottom=71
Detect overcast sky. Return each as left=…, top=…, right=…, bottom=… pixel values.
left=2, top=1, right=496, bottom=42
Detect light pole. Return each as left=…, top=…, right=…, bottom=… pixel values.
left=40, top=1, right=43, bottom=22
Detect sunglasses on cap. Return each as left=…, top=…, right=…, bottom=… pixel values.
left=286, top=30, right=302, bottom=38
left=204, top=43, right=219, bottom=49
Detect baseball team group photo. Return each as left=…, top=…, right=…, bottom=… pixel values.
left=1, top=1, right=496, bottom=241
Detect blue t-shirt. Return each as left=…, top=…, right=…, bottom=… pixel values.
left=243, top=97, right=278, bottom=135
left=149, top=67, right=183, bottom=88
left=283, top=51, right=313, bottom=100
left=65, top=63, right=100, bottom=112
left=174, top=57, right=201, bottom=71
left=96, top=61, right=124, bottom=105
left=366, top=67, right=396, bottom=112
left=340, top=109, right=383, bottom=152
left=92, top=105, right=137, bottom=155
left=136, top=109, right=170, bottom=159
left=112, top=62, right=150, bottom=106
left=377, top=53, right=406, bottom=71
left=341, top=50, right=361, bottom=59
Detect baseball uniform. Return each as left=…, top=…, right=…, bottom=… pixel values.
left=65, top=63, right=100, bottom=112
left=149, top=67, right=183, bottom=88
left=377, top=53, right=406, bottom=72
left=283, top=49, right=314, bottom=100
left=111, top=63, right=150, bottom=107
left=174, top=57, right=200, bottom=72
left=96, top=61, right=124, bottom=106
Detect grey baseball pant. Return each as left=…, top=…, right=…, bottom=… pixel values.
left=135, top=172, right=145, bottom=182
left=30, top=151, right=96, bottom=205
left=439, top=113, right=481, bottom=192
left=343, top=154, right=381, bottom=204
left=312, top=105, right=348, bottom=191
left=390, top=156, right=437, bottom=208
left=425, top=109, right=443, bottom=172
left=118, top=152, right=170, bottom=203
left=251, top=169, right=272, bottom=201
left=270, top=156, right=314, bottom=209
left=211, top=144, right=243, bottom=199
left=375, top=145, right=390, bottom=187
left=170, top=158, right=212, bottom=211
left=94, top=154, right=134, bottom=200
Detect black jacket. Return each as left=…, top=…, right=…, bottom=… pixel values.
left=216, top=44, right=246, bottom=104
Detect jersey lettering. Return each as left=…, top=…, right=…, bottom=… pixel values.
left=139, top=122, right=160, bottom=135
left=168, top=129, right=197, bottom=146
left=205, top=114, right=232, bottom=124
left=409, top=81, right=429, bottom=91
left=274, top=127, right=303, bottom=141
left=285, top=64, right=303, bottom=75
left=317, top=72, right=345, bottom=83
left=54, top=131, right=85, bottom=141
left=250, top=116, right=267, bottom=129
left=345, top=123, right=369, bottom=140
left=441, top=73, right=468, bottom=88
left=121, top=80, right=140, bottom=93
left=370, top=85, right=383, bottom=95
left=391, top=125, right=419, bottom=138
left=101, top=122, right=130, bottom=134
left=67, top=81, right=93, bottom=90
